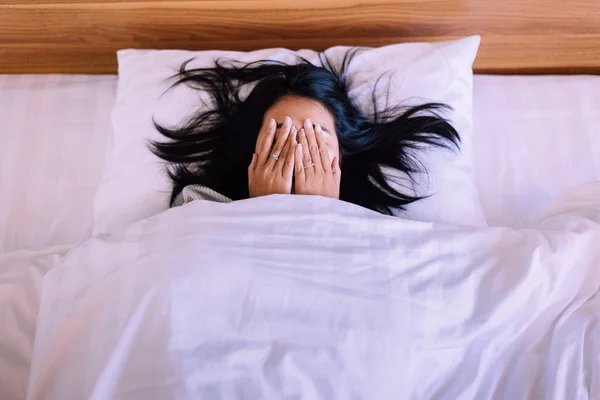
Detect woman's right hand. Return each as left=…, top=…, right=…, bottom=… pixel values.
left=248, top=116, right=298, bottom=198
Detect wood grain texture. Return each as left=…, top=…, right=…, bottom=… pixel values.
left=1, top=0, right=599, bottom=74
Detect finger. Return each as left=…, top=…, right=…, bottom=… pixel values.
left=274, top=116, right=292, bottom=151
left=268, top=116, right=292, bottom=168
left=304, top=119, right=323, bottom=170
left=283, top=135, right=297, bottom=181
left=298, top=127, right=314, bottom=177
left=257, top=118, right=277, bottom=165
left=332, top=156, right=341, bottom=186
left=257, top=118, right=276, bottom=157
left=278, top=127, right=297, bottom=175
left=315, top=124, right=332, bottom=173
left=248, top=153, right=256, bottom=184
left=294, top=143, right=305, bottom=182
left=331, top=156, right=340, bottom=175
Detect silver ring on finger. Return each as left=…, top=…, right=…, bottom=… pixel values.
left=269, top=154, right=279, bottom=161
left=303, top=162, right=315, bottom=170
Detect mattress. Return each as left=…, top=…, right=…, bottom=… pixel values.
left=0, top=73, right=599, bottom=400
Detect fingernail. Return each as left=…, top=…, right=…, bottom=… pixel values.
left=305, top=119, right=312, bottom=129
left=299, top=129, right=305, bottom=137
left=297, top=143, right=302, bottom=150
left=269, top=119, right=276, bottom=128
left=315, top=124, right=322, bottom=133
left=291, top=127, right=297, bottom=135
left=284, top=116, right=291, bottom=125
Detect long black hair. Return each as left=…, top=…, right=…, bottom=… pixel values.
left=150, top=49, right=460, bottom=215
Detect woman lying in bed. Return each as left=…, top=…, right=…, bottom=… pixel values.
left=151, top=49, right=459, bottom=215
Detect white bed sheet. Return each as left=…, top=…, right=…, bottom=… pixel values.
left=0, top=75, right=116, bottom=253
left=0, top=247, right=69, bottom=400
left=1, top=74, right=600, bottom=254
left=473, top=75, right=600, bottom=226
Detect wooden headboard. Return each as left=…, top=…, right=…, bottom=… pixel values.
left=2, top=0, right=600, bottom=74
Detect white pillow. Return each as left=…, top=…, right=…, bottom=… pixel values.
left=94, top=36, right=484, bottom=234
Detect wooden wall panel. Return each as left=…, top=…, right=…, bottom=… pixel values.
left=1, top=0, right=599, bottom=74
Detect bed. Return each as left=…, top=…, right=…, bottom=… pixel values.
left=1, top=1, right=600, bottom=399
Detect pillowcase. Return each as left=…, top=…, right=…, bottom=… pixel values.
left=94, top=36, right=484, bottom=234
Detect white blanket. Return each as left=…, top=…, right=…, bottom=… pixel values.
left=28, top=185, right=600, bottom=399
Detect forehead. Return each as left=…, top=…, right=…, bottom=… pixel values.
left=266, top=95, right=335, bottom=131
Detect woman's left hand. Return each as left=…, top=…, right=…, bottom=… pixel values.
left=294, top=119, right=341, bottom=199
